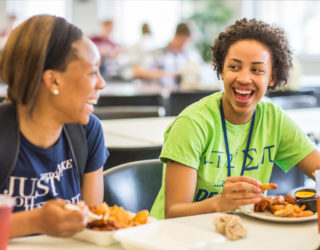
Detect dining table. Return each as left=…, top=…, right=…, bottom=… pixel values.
left=8, top=211, right=320, bottom=250
left=102, top=116, right=175, bottom=148
left=286, top=107, right=320, bottom=134
left=101, top=107, right=320, bottom=148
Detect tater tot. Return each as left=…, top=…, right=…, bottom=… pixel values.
left=133, top=210, right=149, bottom=225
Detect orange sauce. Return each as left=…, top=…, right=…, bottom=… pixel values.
left=295, top=191, right=315, bottom=198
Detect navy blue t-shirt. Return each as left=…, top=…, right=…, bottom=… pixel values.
left=0, top=114, right=109, bottom=212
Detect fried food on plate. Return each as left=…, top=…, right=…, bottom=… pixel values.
left=284, top=193, right=296, bottom=204
left=274, top=203, right=295, bottom=217
left=254, top=194, right=314, bottom=218
left=274, top=203, right=314, bottom=217
left=270, top=204, right=286, bottom=214
left=254, top=197, right=272, bottom=212
left=270, top=195, right=285, bottom=206
left=133, top=209, right=149, bottom=225
left=260, top=183, right=278, bottom=192
left=87, top=202, right=149, bottom=231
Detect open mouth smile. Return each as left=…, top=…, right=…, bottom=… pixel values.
left=233, top=88, right=254, bottom=103
left=86, top=98, right=97, bottom=105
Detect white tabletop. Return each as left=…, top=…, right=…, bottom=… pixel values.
left=285, top=107, right=320, bottom=134
left=101, top=108, right=320, bottom=148
left=102, top=116, right=175, bottom=148
left=8, top=212, right=320, bottom=250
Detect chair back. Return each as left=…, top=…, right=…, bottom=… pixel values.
left=97, top=94, right=163, bottom=107
left=266, top=90, right=319, bottom=109
left=103, top=159, right=163, bottom=213
left=95, top=94, right=166, bottom=119
left=94, top=106, right=165, bottom=120
left=104, top=146, right=162, bottom=170
left=166, top=90, right=216, bottom=116
left=269, top=95, right=317, bottom=109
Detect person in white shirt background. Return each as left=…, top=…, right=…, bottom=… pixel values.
left=152, top=22, right=204, bottom=89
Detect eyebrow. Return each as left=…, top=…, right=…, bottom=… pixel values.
left=229, top=58, right=266, bottom=65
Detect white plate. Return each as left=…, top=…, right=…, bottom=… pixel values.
left=73, top=216, right=157, bottom=246
left=73, top=228, right=116, bottom=246
left=113, top=220, right=226, bottom=250
left=239, top=204, right=317, bottom=223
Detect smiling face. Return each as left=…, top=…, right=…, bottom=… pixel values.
left=53, top=37, right=105, bottom=124
left=220, top=39, right=274, bottom=124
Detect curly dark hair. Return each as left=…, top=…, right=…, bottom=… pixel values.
left=211, top=18, right=292, bottom=89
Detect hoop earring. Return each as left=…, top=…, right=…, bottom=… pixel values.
left=52, top=89, right=59, bottom=95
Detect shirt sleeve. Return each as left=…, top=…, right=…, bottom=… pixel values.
left=160, top=115, right=208, bottom=169
left=275, top=109, right=315, bottom=171
left=83, top=114, right=109, bottom=173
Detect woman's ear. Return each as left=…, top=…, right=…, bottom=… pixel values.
left=43, top=70, right=60, bottom=95
left=220, top=72, right=224, bottom=80
left=268, top=76, right=275, bottom=87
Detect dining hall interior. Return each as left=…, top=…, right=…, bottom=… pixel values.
left=2, top=0, right=320, bottom=249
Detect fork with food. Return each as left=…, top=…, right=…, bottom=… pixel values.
left=65, top=201, right=103, bottom=223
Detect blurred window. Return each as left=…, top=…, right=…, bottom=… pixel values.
left=249, top=0, right=320, bottom=56
left=6, top=0, right=70, bottom=20
left=97, top=0, right=192, bottom=47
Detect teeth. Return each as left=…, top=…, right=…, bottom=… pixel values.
left=235, top=89, right=251, bottom=95
left=87, top=99, right=97, bottom=105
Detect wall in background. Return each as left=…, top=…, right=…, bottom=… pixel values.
left=0, top=0, right=101, bottom=44
left=0, top=1, right=8, bottom=32
left=297, top=56, right=320, bottom=77
left=0, top=0, right=319, bottom=78
left=71, top=0, right=98, bottom=36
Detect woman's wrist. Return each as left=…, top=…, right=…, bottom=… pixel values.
left=27, top=207, right=42, bottom=234
left=211, top=194, right=223, bottom=213
left=10, top=207, right=42, bottom=238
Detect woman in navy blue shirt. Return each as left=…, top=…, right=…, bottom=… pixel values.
left=0, top=15, right=108, bottom=238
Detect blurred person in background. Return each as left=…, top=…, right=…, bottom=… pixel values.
left=90, top=19, right=122, bottom=80
left=120, top=22, right=169, bottom=82
left=152, top=22, right=204, bottom=89
left=129, top=22, right=157, bottom=66
left=0, top=14, right=108, bottom=238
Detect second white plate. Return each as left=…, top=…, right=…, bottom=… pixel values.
left=113, top=220, right=226, bottom=250
left=239, top=204, right=317, bottom=223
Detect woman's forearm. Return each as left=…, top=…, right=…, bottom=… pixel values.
left=165, top=195, right=222, bottom=219
left=81, top=168, right=104, bottom=206
left=10, top=208, right=41, bottom=238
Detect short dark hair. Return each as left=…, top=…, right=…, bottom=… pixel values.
left=142, top=23, right=151, bottom=35
left=175, top=22, right=191, bottom=37
left=0, top=15, right=83, bottom=114
left=211, top=18, right=292, bottom=89
left=102, top=20, right=113, bottom=26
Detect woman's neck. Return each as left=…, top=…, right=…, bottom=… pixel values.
left=17, top=104, right=62, bottom=148
left=221, top=96, right=255, bottom=125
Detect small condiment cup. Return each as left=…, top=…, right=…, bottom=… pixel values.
left=294, top=188, right=316, bottom=213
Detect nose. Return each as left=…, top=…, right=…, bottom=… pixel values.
left=237, top=68, right=253, bottom=84
left=96, top=72, right=106, bottom=90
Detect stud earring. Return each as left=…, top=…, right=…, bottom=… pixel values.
left=52, top=89, right=59, bottom=95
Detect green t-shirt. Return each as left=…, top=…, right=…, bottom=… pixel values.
left=150, top=91, right=315, bottom=219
